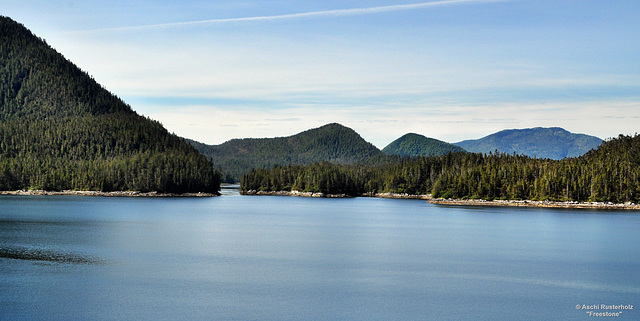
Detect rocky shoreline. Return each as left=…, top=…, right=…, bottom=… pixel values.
left=428, top=198, right=640, bottom=210
left=240, top=190, right=349, bottom=198
left=241, top=190, right=640, bottom=210
left=4, top=189, right=638, bottom=209
left=363, top=192, right=432, bottom=200
left=0, top=190, right=219, bottom=197
left=242, top=190, right=431, bottom=200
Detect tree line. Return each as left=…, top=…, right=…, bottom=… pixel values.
left=0, top=115, right=220, bottom=193
left=241, top=134, right=640, bottom=203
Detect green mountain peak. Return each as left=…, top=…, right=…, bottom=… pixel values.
left=187, top=123, right=383, bottom=182
left=382, top=133, right=466, bottom=157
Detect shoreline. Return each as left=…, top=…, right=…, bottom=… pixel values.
left=242, top=190, right=430, bottom=200
left=0, top=190, right=219, bottom=197
left=240, top=190, right=350, bottom=198
left=427, top=198, right=640, bottom=210
left=241, top=190, right=640, bottom=210
left=3, top=189, right=638, bottom=209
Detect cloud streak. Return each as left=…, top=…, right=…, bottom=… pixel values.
left=80, top=0, right=509, bottom=32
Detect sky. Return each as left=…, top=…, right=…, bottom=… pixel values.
left=3, top=0, right=640, bottom=148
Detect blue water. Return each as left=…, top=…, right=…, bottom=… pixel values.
left=1, top=190, right=639, bottom=320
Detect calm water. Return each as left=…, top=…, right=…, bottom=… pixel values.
left=1, top=190, right=639, bottom=320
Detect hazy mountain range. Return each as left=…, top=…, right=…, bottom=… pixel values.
left=189, top=124, right=603, bottom=182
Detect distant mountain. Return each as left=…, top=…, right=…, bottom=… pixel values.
left=454, top=127, right=602, bottom=159
left=382, top=133, right=466, bottom=157
left=0, top=16, right=220, bottom=193
left=187, top=123, right=384, bottom=182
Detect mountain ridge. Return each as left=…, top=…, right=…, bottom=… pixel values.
left=454, top=127, right=602, bottom=159
left=192, top=126, right=608, bottom=182
left=187, top=123, right=384, bottom=182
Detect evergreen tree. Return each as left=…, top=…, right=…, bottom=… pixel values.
left=0, top=16, right=220, bottom=193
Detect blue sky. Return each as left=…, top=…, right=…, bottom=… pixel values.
left=4, top=0, right=639, bottom=147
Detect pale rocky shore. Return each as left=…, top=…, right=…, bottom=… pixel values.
left=242, top=190, right=430, bottom=200
left=9, top=189, right=637, bottom=209
left=363, top=192, right=432, bottom=200
left=240, top=190, right=348, bottom=198
left=0, top=190, right=218, bottom=197
left=428, top=198, right=640, bottom=210
left=241, top=189, right=640, bottom=210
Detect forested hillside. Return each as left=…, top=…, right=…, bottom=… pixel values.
left=382, top=133, right=466, bottom=157
left=188, top=123, right=384, bottom=182
left=454, top=127, right=602, bottom=159
left=0, top=16, right=220, bottom=193
left=241, top=134, right=640, bottom=203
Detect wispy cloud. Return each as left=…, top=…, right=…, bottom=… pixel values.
left=49, top=0, right=637, bottom=146
left=79, top=0, right=509, bottom=32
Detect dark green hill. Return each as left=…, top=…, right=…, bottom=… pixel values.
left=454, top=127, right=602, bottom=159
left=382, top=133, right=466, bottom=157
left=187, top=123, right=384, bottom=182
left=0, top=16, right=220, bottom=193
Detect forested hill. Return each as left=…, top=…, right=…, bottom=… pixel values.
left=241, top=134, right=640, bottom=203
left=382, top=133, right=466, bottom=157
left=454, top=127, right=602, bottom=159
left=0, top=16, right=220, bottom=193
left=187, top=123, right=384, bottom=182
